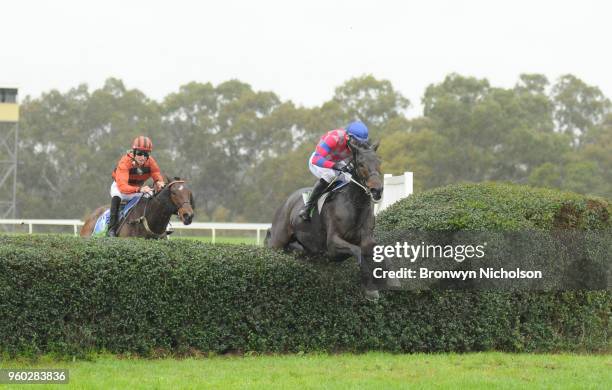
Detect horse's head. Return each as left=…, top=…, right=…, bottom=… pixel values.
left=348, top=137, right=383, bottom=202
left=163, top=177, right=195, bottom=225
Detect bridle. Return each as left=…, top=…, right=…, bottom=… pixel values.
left=129, top=180, right=191, bottom=237
left=163, top=180, right=193, bottom=218
left=345, top=146, right=383, bottom=204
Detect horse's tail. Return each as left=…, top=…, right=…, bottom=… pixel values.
left=80, top=206, right=107, bottom=237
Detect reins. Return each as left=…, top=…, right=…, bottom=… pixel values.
left=346, top=149, right=383, bottom=204
left=129, top=180, right=186, bottom=238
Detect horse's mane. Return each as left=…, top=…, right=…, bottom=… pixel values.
left=349, top=139, right=380, bottom=167
left=351, top=138, right=372, bottom=150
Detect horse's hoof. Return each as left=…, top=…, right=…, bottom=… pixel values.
left=364, top=289, right=379, bottom=301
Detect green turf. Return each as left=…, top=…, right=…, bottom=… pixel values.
left=170, top=235, right=259, bottom=245
left=1, top=352, right=609, bottom=389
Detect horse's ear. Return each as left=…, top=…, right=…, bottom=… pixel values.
left=371, top=140, right=380, bottom=152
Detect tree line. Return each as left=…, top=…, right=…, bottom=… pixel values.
left=14, top=73, right=611, bottom=221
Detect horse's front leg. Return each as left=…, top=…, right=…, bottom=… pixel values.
left=327, top=233, right=363, bottom=264
left=359, top=238, right=384, bottom=295
left=327, top=233, right=379, bottom=301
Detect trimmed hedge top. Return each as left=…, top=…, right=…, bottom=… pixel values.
left=375, top=182, right=611, bottom=233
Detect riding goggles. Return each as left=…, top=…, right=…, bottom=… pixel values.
left=134, top=150, right=150, bottom=157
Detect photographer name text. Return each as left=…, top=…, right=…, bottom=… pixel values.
left=372, top=267, right=542, bottom=280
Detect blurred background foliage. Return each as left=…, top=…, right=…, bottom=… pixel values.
left=14, top=73, right=611, bottom=221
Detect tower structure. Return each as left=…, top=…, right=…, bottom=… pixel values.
left=0, top=87, right=19, bottom=219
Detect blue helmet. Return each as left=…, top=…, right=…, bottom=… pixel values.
left=345, top=121, right=368, bottom=141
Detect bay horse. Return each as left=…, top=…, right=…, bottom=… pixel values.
left=80, top=177, right=194, bottom=239
left=265, top=138, right=390, bottom=299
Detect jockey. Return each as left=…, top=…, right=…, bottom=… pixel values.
left=107, top=136, right=165, bottom=237
left=299, top=121, right=369, bottom=221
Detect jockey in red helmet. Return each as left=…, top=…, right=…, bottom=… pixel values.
left=107, top=136, right=165, bottom=237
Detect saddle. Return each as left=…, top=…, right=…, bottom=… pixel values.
left=302, top=178, right=350, bottom=215
left=92, top=197, right=142, bottom=236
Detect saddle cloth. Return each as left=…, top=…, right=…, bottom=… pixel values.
left=92, top=196, right=142, bottom=235
left=301, top=176, right=351, bottom=215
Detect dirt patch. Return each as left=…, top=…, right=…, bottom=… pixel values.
left=585, top=199, right=610, bottom=223
left=553, top=203, right=581, bottom=229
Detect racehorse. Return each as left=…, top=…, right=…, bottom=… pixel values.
left=80, top=177, right=194, bottom=239
left=265, top=137, right=389, bottom=299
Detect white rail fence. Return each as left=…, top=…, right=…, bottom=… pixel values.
left=374, top=172, right=413, bottom=215
left=0, top=219, right=271, bottom=245
left=0, top=172, right=413, bottom=245
left=0, top=219, right=84, bottom=236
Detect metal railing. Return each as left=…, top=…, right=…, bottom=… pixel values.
left=0, top=219, right=84, bottom=236
left=0, top=219, right=271, bottom=245
left=170, top=222, right=271, bottom=244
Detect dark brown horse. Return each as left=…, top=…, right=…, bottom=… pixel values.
left=265, top=138, right=390, bottom=299
left=80, top=177, right=194, bottom=239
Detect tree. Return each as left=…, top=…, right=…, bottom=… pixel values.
left=238, top=143, right=314, bottom=221
left=378, top=128, right=452, bottom=191
left=551, top=74, right=610, bottom=145
left=572, top=114, right=612, bottom=197
left=162, top=80, right=305, bottom=220
left=423, top=73, right=490, bottom=119
left=513, top=74, right=554, bottom=133
left=418, top=73, right=575, bottom=187
left=333, top=74, right=410, bottom=137
left=162, top=81, right=231, bottom=219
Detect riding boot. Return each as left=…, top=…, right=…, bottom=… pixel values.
left=299, top=179, right=328, bottom=221
left=107, top=196, right=121, bottom=237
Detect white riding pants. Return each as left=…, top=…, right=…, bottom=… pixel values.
left=308, top=152, right=351, bottom=183
left=110, top=181, right=143, bottom=201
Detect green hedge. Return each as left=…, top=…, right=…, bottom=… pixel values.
left=373, top=182, right=610, bottom=351
left=375, top=182, right=611, bottom=233
left=0, top=183, right=610, bottom=357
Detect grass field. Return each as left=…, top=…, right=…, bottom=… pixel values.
left=1, top=352, right=610, bottom=389
left=169, top=235, right=259, bottom=245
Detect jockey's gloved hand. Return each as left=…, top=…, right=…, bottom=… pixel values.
left=332, top=162, right=348, bottom=171
left=341, top=172, right=353, bottom=182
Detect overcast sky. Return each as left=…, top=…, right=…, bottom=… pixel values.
left=3, top=0, right=610, bottom=116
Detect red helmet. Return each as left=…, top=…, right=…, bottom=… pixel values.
left=132, top=136, right=153, bottom=152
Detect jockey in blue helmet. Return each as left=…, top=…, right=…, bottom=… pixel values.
left=299, top=121, right=369, bottom=221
